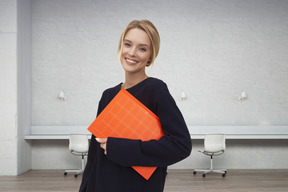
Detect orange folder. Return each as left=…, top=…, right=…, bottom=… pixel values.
left=87, top=88, right=164, bottom=180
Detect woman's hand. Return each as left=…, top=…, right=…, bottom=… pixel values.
left=96, top=138, right=108, bottom=155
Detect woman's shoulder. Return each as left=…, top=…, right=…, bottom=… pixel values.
left=101, top=83, right=121, bottom=100
left=146, top=77, right=167, bottom=90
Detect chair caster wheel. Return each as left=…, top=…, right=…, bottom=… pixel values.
left=202, top=174, right=206, bottom=177
left=74, top=174, right=78, bottom=178
left=64, top=172, right=67, bottom=176
left=193, top=171, right=196, bottom=175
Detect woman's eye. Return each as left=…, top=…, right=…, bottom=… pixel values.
left=124, top=43, right=131, bottom=47
left=140, top=48, right=147, bottom=52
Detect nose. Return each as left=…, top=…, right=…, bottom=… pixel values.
left=128, top=47, right=136, bottom=57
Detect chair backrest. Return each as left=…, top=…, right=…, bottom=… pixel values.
left=69, top=134, right=89, bottom=153
left=204, top=134, right=226, bottom=153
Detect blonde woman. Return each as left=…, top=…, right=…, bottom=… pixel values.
left=79, top=20, right=191, bottom=192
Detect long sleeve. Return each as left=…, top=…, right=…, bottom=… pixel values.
left=106, top=81, right=192, bottom=167
left=80, top=78, right=190, bottom=192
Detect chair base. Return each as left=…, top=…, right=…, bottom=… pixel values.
left=64, top=154, right=86, bottom=178
left=64, top=169, right=84, bottom=178
left=193, top=168, right=227, bottom=177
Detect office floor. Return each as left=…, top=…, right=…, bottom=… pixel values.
left=0, top=169, right=287, bottom=192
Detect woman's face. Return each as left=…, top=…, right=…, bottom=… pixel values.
left=120, top=28, right=151, bottom=75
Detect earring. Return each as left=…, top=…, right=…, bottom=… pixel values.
left=146, top=60, right=152, bottom=67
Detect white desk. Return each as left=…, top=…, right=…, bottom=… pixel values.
left=24, top=125, right=288, bottom=140
left=24, top=134, right=288, bottom=140
left=24, top=134, right=91, bottom=140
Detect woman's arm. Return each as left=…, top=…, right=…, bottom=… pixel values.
left=106, top=84, right=192, bottom=167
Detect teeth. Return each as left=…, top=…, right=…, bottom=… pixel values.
left=126, top=58, right=137, bottom=64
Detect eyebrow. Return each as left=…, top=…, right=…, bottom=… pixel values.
left=123, top=39, right=150, bottom=48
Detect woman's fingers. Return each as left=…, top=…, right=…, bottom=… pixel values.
left=96, top=138, right=107, bottom=155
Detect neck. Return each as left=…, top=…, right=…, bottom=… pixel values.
left=122, top=72, right=148, bottom=89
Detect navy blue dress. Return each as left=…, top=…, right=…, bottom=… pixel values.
left=79, top=77, right=192, bottom=192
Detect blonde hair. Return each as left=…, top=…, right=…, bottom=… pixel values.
left=117, top=20, right=160, bottom=67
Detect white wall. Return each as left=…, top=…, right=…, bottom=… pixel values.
left=0, top=0, right=18, bottom=175
left=29, top=0, right=288, bottom=170
left=31, top=0, right=288, bottom=126
left=17, top=0, right=32, bottom=174
left=1, top=0, right=288, bottom=174
left=0, top=0, right=32, bottom=175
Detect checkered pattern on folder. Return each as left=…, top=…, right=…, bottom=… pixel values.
left=88, top=88, right=164, bottom=180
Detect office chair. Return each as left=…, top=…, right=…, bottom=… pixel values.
left=193, top=134, right=227, bottom=177
left=64, top=134, right=89, bottom=178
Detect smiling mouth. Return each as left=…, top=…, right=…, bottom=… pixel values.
left=125, top=58, right=138, bottom=65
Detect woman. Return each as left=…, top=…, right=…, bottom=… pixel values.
left=79, top=20, right=192, bottom=192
